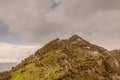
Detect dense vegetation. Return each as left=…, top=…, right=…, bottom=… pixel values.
left=0, top=35, right=120, bottom=80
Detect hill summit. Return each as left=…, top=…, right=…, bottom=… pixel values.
left=0, top=35, right=120, bottom=80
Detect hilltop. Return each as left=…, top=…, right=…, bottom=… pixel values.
left=0, top=35, right=120, bottom=80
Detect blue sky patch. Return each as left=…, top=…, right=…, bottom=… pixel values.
left=0, top=22, right=23, bottom=44
left=51, top=0, right=62, bottom=10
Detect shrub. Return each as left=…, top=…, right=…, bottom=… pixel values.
left=0, top=71, right=11, bottom=80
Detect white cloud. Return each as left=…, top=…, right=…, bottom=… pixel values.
left=0, top=42, right=40, bottom=63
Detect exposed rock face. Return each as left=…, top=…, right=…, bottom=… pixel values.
left=0, top=35, right=120, bottom=80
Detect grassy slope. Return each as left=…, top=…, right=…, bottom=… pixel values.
left=2, top=35, right=119, bottom=80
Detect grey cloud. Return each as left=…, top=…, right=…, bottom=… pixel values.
left=0, top=0, right=120, bottom=49
left=62, top=0, right=120, bottom=20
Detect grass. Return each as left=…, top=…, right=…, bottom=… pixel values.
left=2, top=35, right=119, bottom=80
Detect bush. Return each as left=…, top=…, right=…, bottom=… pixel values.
left=0, top=71, right=11, bottom=80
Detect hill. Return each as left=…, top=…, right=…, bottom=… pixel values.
left=0, top=35, right=120, bottom=80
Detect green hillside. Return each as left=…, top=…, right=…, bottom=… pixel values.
left=0, top=35, right=120, bottom=80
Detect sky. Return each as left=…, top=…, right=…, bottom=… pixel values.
left=0, top=0, right=120, bottom=63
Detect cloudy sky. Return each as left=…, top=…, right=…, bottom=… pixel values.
left=0, top=0, right=120, bottom=63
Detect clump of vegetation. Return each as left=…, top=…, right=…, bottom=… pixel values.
left=0, top=71, right=11, bottom=80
